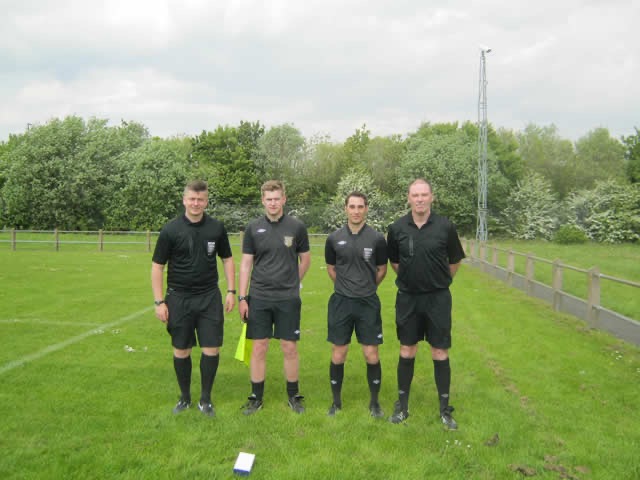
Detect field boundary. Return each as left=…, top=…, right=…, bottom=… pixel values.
left=463, top=239, right=640, bottom=346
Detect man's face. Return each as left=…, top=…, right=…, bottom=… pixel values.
left=345, top=196, right=368, bottom=226
left=183, top=189, right=208, bottom=218
left=407, top=182, right=433, bottom=215
left=262, top=189, right=286, bottom=218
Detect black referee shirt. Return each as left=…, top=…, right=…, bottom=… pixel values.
left=152, top=214, right=233, bottom=295
left=325, top=224, right=387, bottom=298
left=387, top=212, right=465, bottom=294
left=243, top=214, right=310, bottom=300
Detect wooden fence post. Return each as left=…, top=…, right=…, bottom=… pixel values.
left=587, top=267, right=601, bottom=326
left=98, top=229, right=104, bottom=252
left=552, top=259, right=563, bottom=311
left=507, top=250, right=515, bottom=287
left=54, top=228, right=59, bottom=251
left=525, top=254, right=534, bottom=295
left=11, top=229, right=16, bottom=251
left=147, top=230, right=151, bottom=253
left=491, top=246, right=498, bottom=266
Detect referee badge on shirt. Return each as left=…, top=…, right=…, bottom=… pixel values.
left=207, top=241, right=216, bottom=256
left=283, top=236, right=294, bottom=247
left=363, top=247, right=373, bottom=261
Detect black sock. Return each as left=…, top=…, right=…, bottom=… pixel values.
left=199, top=353, right=219, bottom=404
left=433, top=358, right=451, bottom=413
left=397, top=356, right=415, bottom=411
left=251, top=381, right=265, bottom=401
left=366, top=361, right=381, bottom=404
left=330, top=362, right=344, bottom=406
left=287, top=380, right=299, bottom=398
left=173, top=356, right=192, bottom=403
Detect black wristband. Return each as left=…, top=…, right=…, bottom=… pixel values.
left=227, top=289, right=236, bottom=294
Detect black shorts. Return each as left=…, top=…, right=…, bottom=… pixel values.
left=395, top=289, right=452, bottom=349
left=165, top=288, right=224, bottom=349
left=327, top=293, right=383, bottom=346
left=246, top=296, right=301, bottom=341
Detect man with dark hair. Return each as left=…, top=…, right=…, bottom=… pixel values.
left=238, top=180, right=311, bottom=415
left=386, top=179, right=465, bottom=430
left=151, top=180, right=236, bottom=417
left=325, top=192, right=388, bottom=417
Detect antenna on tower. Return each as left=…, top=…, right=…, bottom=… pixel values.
left=476, top=46, right=491, bottom=242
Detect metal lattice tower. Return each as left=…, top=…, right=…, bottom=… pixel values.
left=476, top=47, right=490, bottom=242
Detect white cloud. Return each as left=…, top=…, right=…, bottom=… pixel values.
left=1, top=0, right=639, bottom=141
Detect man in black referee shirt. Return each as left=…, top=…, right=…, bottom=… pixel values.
left=386, top=179, right=465, bottom=430
left=151, top=180, right=236, bottom=417
left=238, top=180, right=311, bottom=415
left=325, top=192, right=388, bottom=417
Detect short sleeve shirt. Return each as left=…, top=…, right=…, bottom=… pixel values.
left=387, top=212, right=465, bottom=294
left=152, top=214, right=233, bottom=295
left=325, top=224, right=387, bottom=298
left=243, top=214, right=310, bottom=300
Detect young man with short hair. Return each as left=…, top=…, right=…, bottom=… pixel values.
left=151, top=180, right=236, bottom=417
left=325, top=192, right=388, bottom=417
left=238, top=180, right=311, bottom=415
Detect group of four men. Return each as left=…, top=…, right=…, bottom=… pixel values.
left=151, top=178, right=465, bottom=429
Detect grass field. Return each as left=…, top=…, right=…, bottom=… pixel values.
left=1, top=247, right=639, bottom=479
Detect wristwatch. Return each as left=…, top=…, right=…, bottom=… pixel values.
left=154, top=300, right=165, bottom=306
left=238, top=296, right=248, bottom=302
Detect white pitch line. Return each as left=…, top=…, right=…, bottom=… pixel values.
left=0, top=319, right=101, bottom=327
left=0, top=307, right=152, bottom=376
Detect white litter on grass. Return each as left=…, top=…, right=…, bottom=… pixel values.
left=112, top=329, right=121, bottom=335
left=124, top=345, right=148, bottom=353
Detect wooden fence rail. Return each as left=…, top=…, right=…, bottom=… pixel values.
left=463, top=239, right=640, bottom=346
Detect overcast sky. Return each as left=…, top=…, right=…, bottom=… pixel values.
left=1, top=0, right=638, bottom=144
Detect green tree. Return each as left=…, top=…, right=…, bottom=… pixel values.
left=343, top=123, right=371, bottom=170
left=574, top=127, right=626, bottom=187
left=191, top=123, right=262, bottom=204
left=255, top=124, right=305, bottom=184
left=517, top=123, right=575, bottom=198
left=500, top=173, right=558, bottom=240
left=622, top=127, right=640, bottom=183
left=1, top=116, right=149, bottom=229
left=358, top=134, right=405, bottom=194
left=322, top=167, right=394, bottom=231
left=304, top=137, right=348, bottom=201
left=104, top=138, right=191, bottom=230
left=398, top=124, right=511, bottom=236
left=565, top=180, right=640, bottom=243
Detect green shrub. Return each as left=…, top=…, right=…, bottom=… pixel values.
left=554, top=224, right=588, bottom=244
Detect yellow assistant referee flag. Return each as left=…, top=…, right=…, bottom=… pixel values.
left=234, top=322, right=252, bottom=367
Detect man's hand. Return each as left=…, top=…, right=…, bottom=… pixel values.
left=224, top=292, right=236, bottom=313
left=155, top=303, right=169, bottom=323
left=239, top=300, right=249, bottom=323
